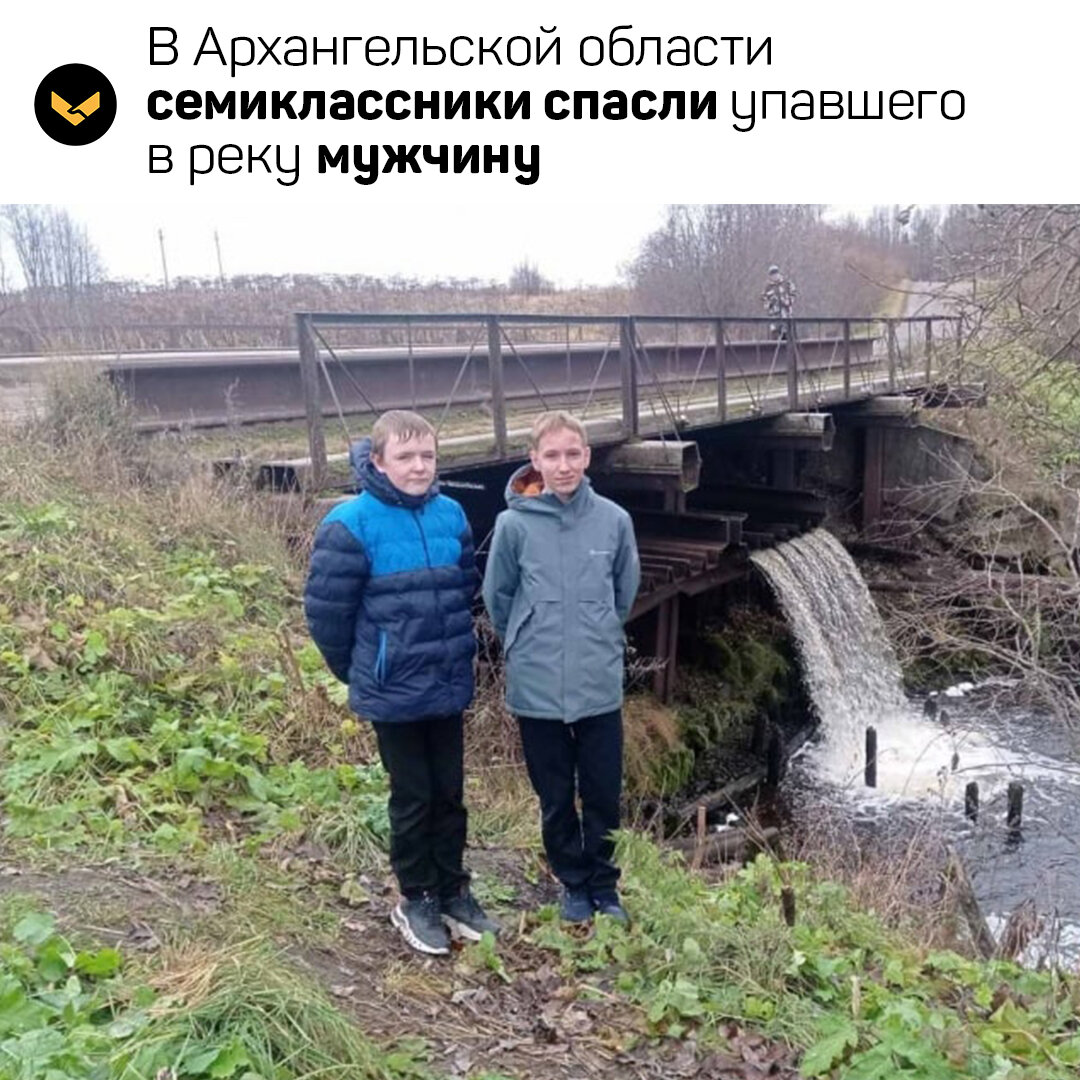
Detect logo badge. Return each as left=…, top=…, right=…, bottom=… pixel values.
left=35, top=63, right=116, bottom=145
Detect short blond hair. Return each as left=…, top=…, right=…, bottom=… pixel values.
left=371, top=410, right=436, bottom=457
left=529, top=410, right=588, bottom=450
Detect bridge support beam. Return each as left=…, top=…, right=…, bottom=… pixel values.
left=770, top=449, right=796, bottom=489
left=862, top=427, right=885, bottom=533
left=653, top=594, right=680, bottom=703
left=843, top=396, right=917, bottom=424
left=591, top=440, right=701, bottom=508
left=755, top=412, right=836, bottom=451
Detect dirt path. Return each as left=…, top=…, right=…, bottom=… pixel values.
left=0, top=852, right=800, bottom=1080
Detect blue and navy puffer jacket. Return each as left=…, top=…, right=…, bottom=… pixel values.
left=303, top=439, right=477, bottom=723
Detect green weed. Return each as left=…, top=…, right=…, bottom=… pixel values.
left=0, top=910, right=428, bottom=1079
left=525, top=834, right=1080, bottom=1077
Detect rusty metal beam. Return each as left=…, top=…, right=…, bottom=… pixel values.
left=770, top=449, right=796, bottom=489
left=862, top=427, right=885, bottom=532
left=592, top=440, right=701, bottom=493
left=839, top=396, right=918, bottom=426
left=630, top=509, right=743, bottom=546
left=690, top=486, right=825, bottom=527
left=630, top=556, right=748, bottom=618
left=659, top=595, right=681, bottom=702
left=755, top=411, right=836, bottom=451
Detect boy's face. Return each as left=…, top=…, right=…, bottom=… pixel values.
left=373, top=432, right=437, bottom=496
left=530, top=427, right=590, bottom=499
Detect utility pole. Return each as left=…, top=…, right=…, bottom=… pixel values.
left=158, top=228, right=170, bottom=290
left=214, top=229, right=225, bottom=286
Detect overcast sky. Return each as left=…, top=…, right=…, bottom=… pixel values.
left=1, top=203, right=877, bottom=290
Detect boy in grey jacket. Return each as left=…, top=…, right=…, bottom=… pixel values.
left=482, top=411, right=640, bottom=922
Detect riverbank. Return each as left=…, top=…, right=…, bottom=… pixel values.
left=4, top=390, right=1080, bottom=1077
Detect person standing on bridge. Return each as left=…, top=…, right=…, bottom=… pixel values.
left=482, top=411, right=640, bottom=925
left=304, top=409, right=498, bottom=956
left=762, top=264, right=798, bottom=339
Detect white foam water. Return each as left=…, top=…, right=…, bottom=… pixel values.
left=751, top=530, right=1057, bottom=801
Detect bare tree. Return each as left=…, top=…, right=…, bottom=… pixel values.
left=871, top=206, right=1080, bottom=732
left=627, top=204, right=903, bottom=317
left=946, top=205, right=1080, bottom=378
left=880, top=465, right=1080, bottom=732
left=508, top=258, right=553, bottom=296
left=0, top=205, right=103, bottom=298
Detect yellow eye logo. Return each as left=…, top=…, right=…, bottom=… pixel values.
left=50, top=91, right=100, bottom=126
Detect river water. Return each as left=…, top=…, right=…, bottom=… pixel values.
left=752, top=530, right=1080, bottom=968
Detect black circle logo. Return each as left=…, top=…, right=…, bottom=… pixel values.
left=35, top=63, right=116, bottom=145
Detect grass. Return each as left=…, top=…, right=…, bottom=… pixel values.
left=3, top=378, right=1080, bottom=1079
left=0, top=424, right=394, bottom=864
left=0, top=899, right=427, bottom=1079
left=527, top=836, right=1080, bottom=1076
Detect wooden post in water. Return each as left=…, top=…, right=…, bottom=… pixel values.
left=965, top=781, right=979, bottom=823
left=1007, top=782, right=1024, bottom=830
left=865, top=726, right=878, bottom=788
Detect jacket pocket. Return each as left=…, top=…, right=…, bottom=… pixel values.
left=373, top=628, right=390, bottom=687
left=578, top=600, right=624, bottom=656
left=503, top=605, right=534, bottom=656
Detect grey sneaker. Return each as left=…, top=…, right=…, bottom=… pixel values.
left=560, top=887, right=594, bottom=923
left=390, top=893, right=451, bottom=955
left=591, top=891, right=630, bottom=925
left=441, top=887, right=501, bottom=941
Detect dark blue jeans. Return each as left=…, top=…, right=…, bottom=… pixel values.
left=517, top=709, right=623, bottom=894
left=372, top=714, right=470, bottom=900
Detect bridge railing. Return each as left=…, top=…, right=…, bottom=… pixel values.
left=294, top=312, right=962, bottom=488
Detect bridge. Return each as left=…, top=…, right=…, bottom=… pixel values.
left=88, top=311, right=959, bottom=472
left=1, top=309, right=976, bottom=699
left=271, top=311, right=967, bottom=701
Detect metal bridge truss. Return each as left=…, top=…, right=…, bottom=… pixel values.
left=294, top=312, right=961, bottom=489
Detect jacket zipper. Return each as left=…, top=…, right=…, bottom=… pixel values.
left=374, top=628, right=388, bottom=686
left=411, top=507, right=452, bottom=696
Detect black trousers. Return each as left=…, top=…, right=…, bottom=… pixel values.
left=372, top=714, right=470, bottom=900
left=517, top=709, right=623, bottom=893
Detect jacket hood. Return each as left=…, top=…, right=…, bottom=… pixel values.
left=503, top=462, right=593, bottom=515
left=350, top=437, right=439, bottom=509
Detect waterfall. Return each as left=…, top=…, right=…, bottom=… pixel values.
left=751, top=529, right=1035, bottom=798
left=752, top=531, right=1080, bottom=966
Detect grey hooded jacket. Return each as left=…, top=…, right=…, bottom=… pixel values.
left=482, top=465, right=640, bottom=722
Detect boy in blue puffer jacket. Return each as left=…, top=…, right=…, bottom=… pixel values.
left=304, top=410, right=498, bottom=955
